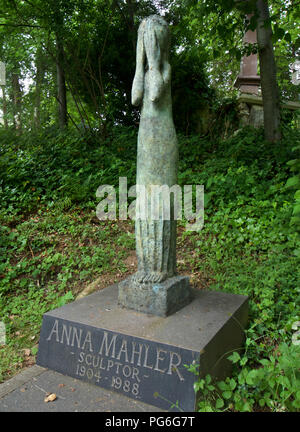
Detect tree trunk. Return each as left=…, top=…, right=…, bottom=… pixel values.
left=1, top=85, right=8, bottom=129
left=12, top=73, right=22, bottom=133
left=56, top=34, right=68, bottom=129
left=34, top=47, right=45, bottom=129
left=126, top=0, right=137, bottom=51
left=256, top=0, right=281, bottom=142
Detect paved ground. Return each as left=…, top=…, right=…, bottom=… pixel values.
left=0, top=365, right=163, bottom=412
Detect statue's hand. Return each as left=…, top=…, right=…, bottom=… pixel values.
left=148, top=69, right=164, bottom=102
left=144, top=28, right=160, bottom=71
left=144, top=27, right=167, bottom=102
left=132, top=75, right=144, bottom=106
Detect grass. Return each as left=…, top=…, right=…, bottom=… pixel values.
left=0, top=208, right=137, bottom=380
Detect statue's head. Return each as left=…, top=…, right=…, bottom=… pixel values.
left=140, top=15, right=170, bottom=61
left=132, top=15, right=170, bottom=106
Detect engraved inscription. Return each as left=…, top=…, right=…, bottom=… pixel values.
left=43, top=319, right=194, bottom=404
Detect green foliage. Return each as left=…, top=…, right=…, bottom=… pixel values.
left=0, top=127, right=137, bottom=218
left=285, top=140, right=300, bottom=232
left=179, top=125, right=300, bottom=412
left=187, top=342, right=300, bottom=412
left=0, top=0, right=298, bottom=136
left=189, top=337, right=300, bottom=413
left=0, top=0, right=215, bottom=132
left=0, top=126, right=138, bottom=380
left=0, top=203, right=136, bottom=381
left=180, top=0, right=300, bottom=101
left=171, top=45, right=214, bottom=135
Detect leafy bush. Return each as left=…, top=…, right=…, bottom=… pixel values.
left=188, top=341, right=300, bottom=412
left=0, top=126, right=137, bottom=218
left=180, top=125, right=300, bottom=412
left=286, top=140, right=300, bottom=232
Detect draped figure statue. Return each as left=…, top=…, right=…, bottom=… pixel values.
left=118, top=15, right=191, bottom=317
left=131, top=15, right=178, bottom=284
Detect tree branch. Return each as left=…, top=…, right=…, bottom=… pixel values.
left=0, top=23, right=43, bottom=28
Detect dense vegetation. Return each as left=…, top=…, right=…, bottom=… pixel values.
left=0, top=123, right=299, bottom=411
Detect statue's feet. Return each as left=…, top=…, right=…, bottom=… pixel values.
left=155, top=272, right=168, bottom=283
left=133, top=271, right=168, bottom=284
left=133, top=271, right=146, bottom=284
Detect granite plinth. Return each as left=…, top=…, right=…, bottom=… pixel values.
left=37, top=283, right=248, bottom=411
left=118, top=275, right=192, bottom=317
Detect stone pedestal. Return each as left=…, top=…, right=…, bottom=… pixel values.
left=118, top=275, right=192, bottom=317
left=249, top=104, right=264, bottom=128
left=237, top=93, right=300, bottom=129
left=37, top=283, right=248, bottom=411
left=238, top=96, right=264, bottom=128
left=235, top=75, right=261, bottom=96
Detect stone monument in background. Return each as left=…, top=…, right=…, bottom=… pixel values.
left=235, top=16, right=260, bottom=96
left=234, top=14, right=264, bottom=128
left=234, top=15, right=300, bottom=128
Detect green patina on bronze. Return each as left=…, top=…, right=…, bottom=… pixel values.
left=118, top=15, right=191, bottom=316
left=133, top=15, right=177, bottom=284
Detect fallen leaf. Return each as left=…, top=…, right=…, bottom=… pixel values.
left=23, top=349, right=31, bottom=356
left=58, top=383, right=65, bottom=388
left=44, top=393, right=57, bottom=403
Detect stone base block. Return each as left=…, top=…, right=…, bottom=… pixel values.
left=118, top=275, right=192, bottom=317
left=37, top=283, right=248, bottom=411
